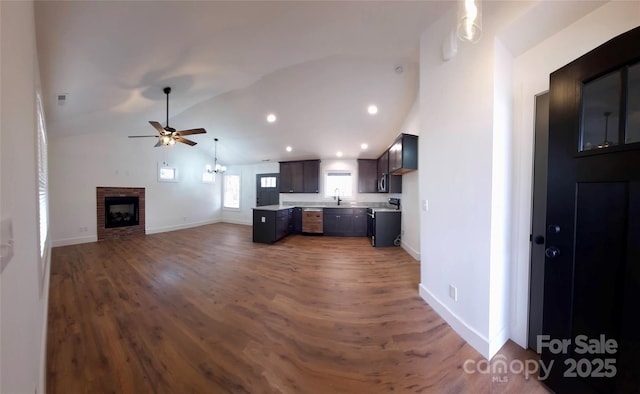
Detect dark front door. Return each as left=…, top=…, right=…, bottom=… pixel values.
left=256, top=173, right=280, bottom=207
left=542, top=27, right=640, bottom=393
left=528, top=92, right=549, bottom=351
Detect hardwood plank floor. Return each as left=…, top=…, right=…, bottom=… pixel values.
left=47, top=223, right=548, bottom=393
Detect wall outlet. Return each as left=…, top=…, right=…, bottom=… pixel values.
left=449, top=284, right=458, bottom=301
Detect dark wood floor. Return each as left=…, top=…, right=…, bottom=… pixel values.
left=47, top=223, right=548, bottom=393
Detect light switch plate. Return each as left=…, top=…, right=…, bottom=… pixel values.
left=1, top=217, right=15, bottom=272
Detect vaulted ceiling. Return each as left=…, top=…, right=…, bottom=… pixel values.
left=34, top=1, right=453, bottom=165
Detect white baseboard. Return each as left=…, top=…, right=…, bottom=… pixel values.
left=419, top=283, right=492, bottom=359
left=401, top=241, right=420, bottom=261
left=52, top=235, right=97, bottom=247
left=146, top=218, right=223, bottom=234
left=220, top=218, right=252, bottom=226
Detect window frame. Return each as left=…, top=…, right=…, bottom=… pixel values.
left=158, top=162, right=178, bottom=182
left=323, top=170, right=354, bottom=199
left=223, top=173, right=241, bottom=210
left=35, top=90, right=50, bottom=295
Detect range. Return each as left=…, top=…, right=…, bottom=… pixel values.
left=367, top=198, right=401, bottom=247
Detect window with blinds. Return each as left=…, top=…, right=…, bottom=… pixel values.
left=36, top=91, right=49, bottom=261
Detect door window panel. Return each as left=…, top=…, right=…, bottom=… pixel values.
left=580, top=70, right=621, bottom=151
left=625, top=62, right=640, bottom=144
left=260, top=176, right=277, bottom=188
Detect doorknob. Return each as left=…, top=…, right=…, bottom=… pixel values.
left=545, top=246, right=560, bottom=258
left=534, top=235, right=545, bottom=245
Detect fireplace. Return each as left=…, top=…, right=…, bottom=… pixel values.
left=97, top=187, right=145, bottom=240
left=105, top=196, right=139, bottom=228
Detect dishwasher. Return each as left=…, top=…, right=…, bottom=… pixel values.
left=302, top=208, right=323, bottom=234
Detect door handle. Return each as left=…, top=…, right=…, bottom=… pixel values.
left=545, top=246, right=560, bottom=258
left=534, top=235, right=545, bottom=245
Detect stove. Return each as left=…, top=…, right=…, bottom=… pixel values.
left=367, top=198, right=401, bottom=247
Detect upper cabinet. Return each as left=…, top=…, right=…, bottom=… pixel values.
left=357, top=159, right=378, bottom=193
left=279, top=160, right=320, bottom=193
left=388, top=133, right=418, bottom=175
left=302, top=160, right=320, bottom=193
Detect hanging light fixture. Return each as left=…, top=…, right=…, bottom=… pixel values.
left=457, top=0, right=482, bottom=43
left=213, top=138, right=226, bottom=173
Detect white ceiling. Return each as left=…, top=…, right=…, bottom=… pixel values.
left=35, top=1, right=453, bottom=165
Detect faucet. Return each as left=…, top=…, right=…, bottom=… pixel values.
left=334, top=188, right=342, bottom=206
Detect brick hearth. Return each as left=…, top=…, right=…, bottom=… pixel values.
left=97, top=187, right=145, bottom=241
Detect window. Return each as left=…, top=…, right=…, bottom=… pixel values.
left=324, top=171, right=353, bottom=198
left=260, top=176, right=277, bottom=188
left=224, top=174, right=241, bottom=209
left=36, top=91, right=49, bottom=263
left=158, top=163, right=178, bottom=182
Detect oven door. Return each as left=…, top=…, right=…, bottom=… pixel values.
left=366, top=209, right=375, bottom=246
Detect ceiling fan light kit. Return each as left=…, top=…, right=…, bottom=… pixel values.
left=128, top=87, right=207, bottom=147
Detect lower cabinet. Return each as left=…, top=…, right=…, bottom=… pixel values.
left=323, top=208, right=367, bottom=236
left=254, top=207, right=368, bottom=243
left=352, top=211, right=367, bottom=236
left=292, top=207, right=302, bottom=233
left=253, top=209, right=291, bottom=244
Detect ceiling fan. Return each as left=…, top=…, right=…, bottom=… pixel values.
left=128, top=87, right=206, bottom=147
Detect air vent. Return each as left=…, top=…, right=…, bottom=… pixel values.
left=57, top=93, right=68, bottom=106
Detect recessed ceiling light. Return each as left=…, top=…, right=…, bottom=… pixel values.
left=336, top=151, right=343, bottom=158
left=286, top=146, right=292, bottom=152
left=367, top=105, right=378, bottom=115
left=267, top=113, right=277, bottom=123
left=361, top=143, right=368, bottom=150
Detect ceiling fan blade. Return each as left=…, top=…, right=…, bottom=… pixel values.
left=128, top=135, right=160, bottom=138
left=149, top=121, right=166, bottom=135
left=154, top=141, right=162, bottom=147
left=175, top=128, right=206, bottom=136
left=175, top=136, right=197, bottom=146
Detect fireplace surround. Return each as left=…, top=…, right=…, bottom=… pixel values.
left=97, top=187, right=145, bottom=240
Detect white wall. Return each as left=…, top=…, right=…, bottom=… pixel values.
left=49, top=131, right=222, bottom=245
left=397, top=98, right=420, bottom=260
left=221, top=162, right=280, bottom=225
left=419, top=9, right=494, bottom=359
left=509, top=1, right=640, bottom=348
left=1, top=1, right=50, bottom=393
left=417, top=0, right=639, bottom=360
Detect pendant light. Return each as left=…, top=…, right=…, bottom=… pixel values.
left=213, top=138, right=226, bottom=173
left=457, top=0, right=482, bottom=43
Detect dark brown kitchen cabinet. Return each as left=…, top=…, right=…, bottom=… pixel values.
left=323, top=208, right=367, bottom=236
left=357, top=159, right=378, bottom=193
left=303, top=160, right=320, bottom=193
left=291, top=207, right=302, bottom=233
left=279, top=160, right=319, bottom=193
left=352, top=209, right=367, bottom=236
left=252, top=208, right=291, bottom=244
left=388, top=133, right=418, bottom=175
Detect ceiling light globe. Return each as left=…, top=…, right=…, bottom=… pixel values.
left=367, top=105, right=378, bottom=115
left=267, top=114, right=277, bottom=123
left=286, top=146, right=292, bottom=152
left=361, top=143, right=368, bottom=150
